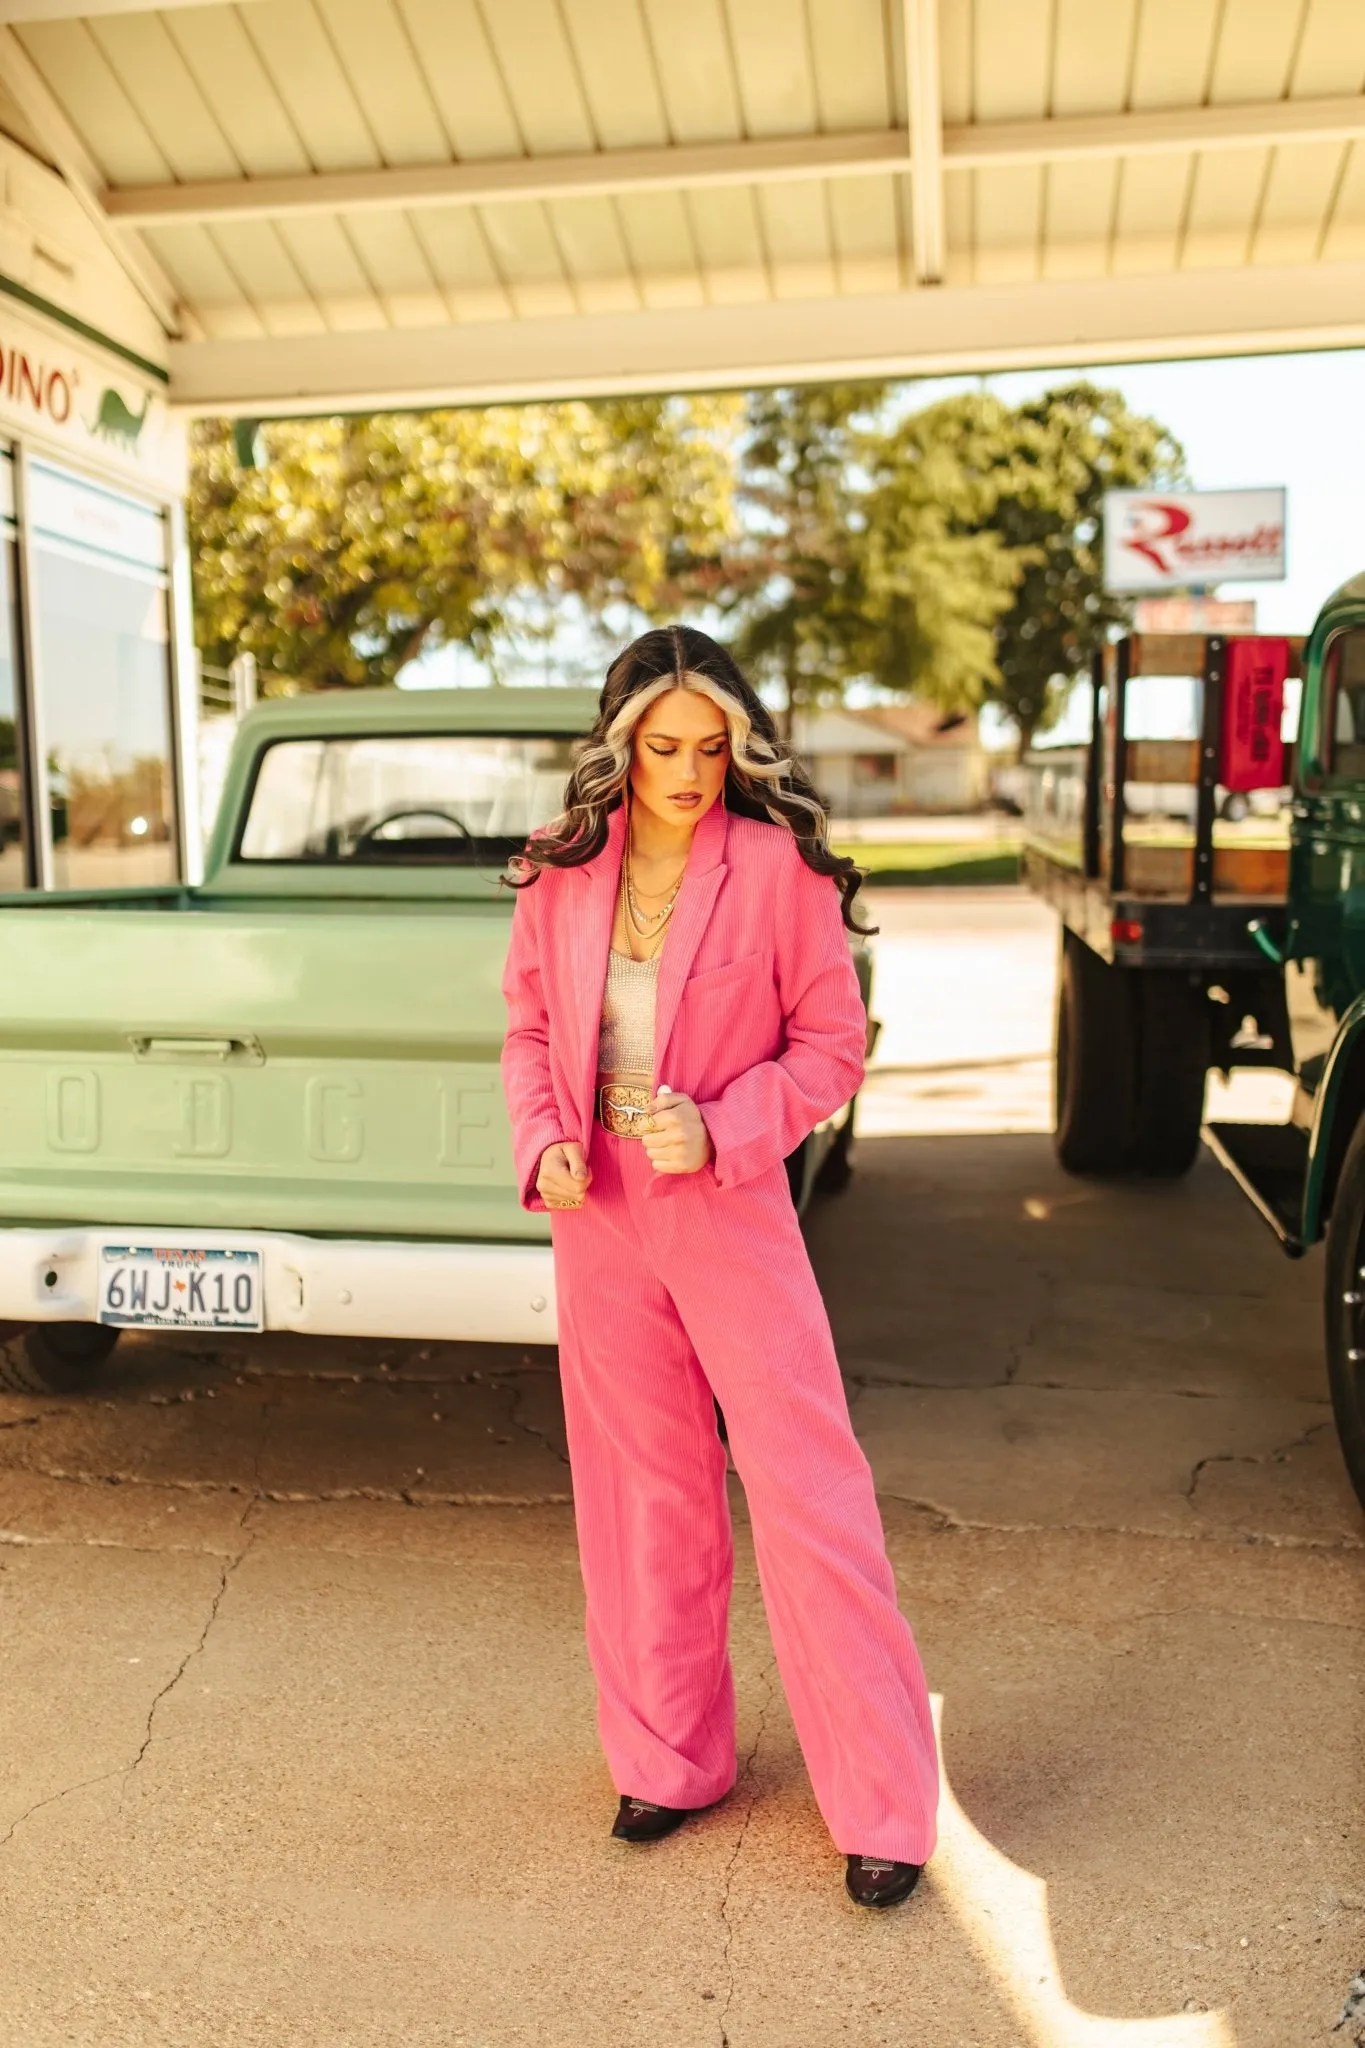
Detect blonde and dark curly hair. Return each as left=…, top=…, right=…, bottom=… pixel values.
left=508, top=625, right=872, bottom=933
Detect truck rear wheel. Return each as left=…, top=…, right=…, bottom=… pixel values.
left=1134, top=972, right=1211, bottom=1178
left=1323, top=1114, right=1365, bottom=1513
left=1054, top=931, right=1137, bottom=1174
left=0, top=1323, right=121, bottom=1395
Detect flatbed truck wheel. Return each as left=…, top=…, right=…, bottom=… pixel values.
left=1323, top=1114, right=1365, bottom=1513
left=0, top=1322, right=121, bottom=1395
left=1053, top=930, right=1138, bottom=1174
left=1134, top=972, right=1211, bottom=1178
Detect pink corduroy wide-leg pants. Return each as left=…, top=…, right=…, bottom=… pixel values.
left=550, top=1127, right=940, bottom=1864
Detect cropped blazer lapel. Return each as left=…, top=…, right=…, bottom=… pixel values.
left=653, top=799, right=728, bottom=1086
left=566, top=797, right=730, bottom=1138
left=568, top=804, right=627, bottom=1142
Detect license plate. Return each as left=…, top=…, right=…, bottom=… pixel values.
left=99, top=1245, right=263, bottom=1332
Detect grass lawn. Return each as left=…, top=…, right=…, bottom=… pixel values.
left=832, top=839, right=1022, bottom=887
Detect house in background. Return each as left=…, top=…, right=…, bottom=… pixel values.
left=790, top=703, right=988, bottom=817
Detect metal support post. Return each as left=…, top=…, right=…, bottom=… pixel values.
left=1193, top=635, right=1226, bottom=905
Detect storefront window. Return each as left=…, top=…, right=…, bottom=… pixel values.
left=0, top=448, right=25, bottom=892
left=29, top=461, right=176, bottom=890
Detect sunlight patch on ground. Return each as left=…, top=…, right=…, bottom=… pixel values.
left=931, top=1697, right=1235, bottom=2048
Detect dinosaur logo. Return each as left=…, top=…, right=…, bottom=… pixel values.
left=89, top=386, right=152, bottom=451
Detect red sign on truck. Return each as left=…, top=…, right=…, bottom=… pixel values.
left=1220, top=637, right=1291, bottom=792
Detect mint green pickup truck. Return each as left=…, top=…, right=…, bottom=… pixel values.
left=0, top=688, right=865, bottom=1393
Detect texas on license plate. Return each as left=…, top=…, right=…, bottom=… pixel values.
left=99, top=1244, right=263, bottom=1332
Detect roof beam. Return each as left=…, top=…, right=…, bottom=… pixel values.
left=0, top=0, right=238, bottom=19
left=106, top=130, right=908, bottom=227
left=167, top=258, right=1365, bottom=418
left=102, top=93, right=1365, bottom=229
left=903, top=0, right=945, bottom=285
left=0, top=23, right=179, bottom=331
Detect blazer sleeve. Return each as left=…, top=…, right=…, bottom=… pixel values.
left=500, top=876, right=566, bottom=1213
left=695, top=844, right=867, bottom=1192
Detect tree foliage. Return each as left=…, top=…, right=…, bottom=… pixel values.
left=191, top=397, right=740, bottom=690
left=720, top=378, right=1181, bottom=746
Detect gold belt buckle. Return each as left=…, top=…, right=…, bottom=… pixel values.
left=597, top=1083, right=656, bottom=1138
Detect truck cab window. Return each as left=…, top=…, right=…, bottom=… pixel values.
left=1325, top=630, right=1365, bottom=781
left=237, top=733, right=580, bottom=863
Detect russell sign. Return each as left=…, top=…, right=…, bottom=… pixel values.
left=1103, top=487, right=1287, bottom=594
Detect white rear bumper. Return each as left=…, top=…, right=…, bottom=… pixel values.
left=0, top=1225, right=558, bottom=1345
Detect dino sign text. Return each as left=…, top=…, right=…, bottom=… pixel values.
left=0, top=333, right=74, bottom=426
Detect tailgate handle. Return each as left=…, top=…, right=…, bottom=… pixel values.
left=129, top=1032, right=264, bottom=1065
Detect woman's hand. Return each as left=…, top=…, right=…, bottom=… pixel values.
left=536, top=1141, right=592, bottom=1209
left=643, top=1086, right=714, bottom=1176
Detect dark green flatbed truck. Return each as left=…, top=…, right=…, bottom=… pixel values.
left=1025, top=578, right=1365, bottom=1510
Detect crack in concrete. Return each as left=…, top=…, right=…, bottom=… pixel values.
left=717, top=1662, right=774, bottom=2048
left=875, top=1490, right=1363, bottom=1551
left=501, top=1378, right=571, bottom=1469
left=1184, top=1419, right=1336, bottom=1505
left=14, top=1465, right=573, bottom=1509
left=0, top=1446, right=264, bottom=1854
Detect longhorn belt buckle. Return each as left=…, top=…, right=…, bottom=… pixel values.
left=597, top=1083, right=656, bottom=1139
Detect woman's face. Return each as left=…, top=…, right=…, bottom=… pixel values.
left=628, top=686, right=730, bottom=830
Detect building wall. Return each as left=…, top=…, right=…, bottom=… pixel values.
left=0, top=135, right=193, bottom=893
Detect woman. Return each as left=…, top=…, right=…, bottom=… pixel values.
left=500, top=626, right=939, bottom=1908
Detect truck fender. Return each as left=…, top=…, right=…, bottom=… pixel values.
left=1304, top=991, right=1365, bottom=1243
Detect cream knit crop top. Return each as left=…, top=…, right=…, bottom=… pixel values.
left=597, top=947, right=658, bottom=1078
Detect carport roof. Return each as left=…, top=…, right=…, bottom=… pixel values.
left=2, top=0, right=1364, bottom=415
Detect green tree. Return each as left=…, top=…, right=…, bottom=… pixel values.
left=871, top=383, right=1185, bottom=750
left=722, top=383, right=884, bottom=739
left=190, top=397, right=740, bottom=691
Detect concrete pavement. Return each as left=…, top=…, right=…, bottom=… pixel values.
left=0, top=888, right=1360, bottom=2048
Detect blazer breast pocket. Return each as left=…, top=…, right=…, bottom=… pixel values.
left=677, top=951, right=777, bottom=1053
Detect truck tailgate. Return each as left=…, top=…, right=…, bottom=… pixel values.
left=0, top=902, right=537, bottom=1240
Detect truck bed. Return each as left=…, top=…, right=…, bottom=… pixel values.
left=0, top=894, right=533, bottom=1242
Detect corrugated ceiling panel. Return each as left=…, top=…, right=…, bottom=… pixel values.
left=343, top=211, right=447, bottom=325
left=274, top=215, right=388, bottom=331
left=559, top=0, right=670, bottom=150
left=1207, top=0, right=1305, bottom=103
left=641, top=0, right=742, bottom=144
left=1112, top=0, right=1220, bottom=278
left=828, top=176, right=902, bottom=295
left=1043, top=0, right=1134, bottom=279
left=241, top=2, right=380, bottom=173
left=396, top=0, right=522, bottom=159
left=477, top=200, right=576, bottom=320
left=806, top=0, right=893, bottom=131
left=725, top=0, right=818, bottom=138
left=162, top=8, right=313, bottom=179
left=1253, top=139, right=1347, bottom=263
left=317, top=0, right=452, bottom=165
left=939, top=0, right=972, bottom=285
left=685, top=186, right=770, bottom=303
left=758, top=179, right=836, bottom=299
left=88, top=13, right=241, bottom=180
left=142, top=222, right=263, bottom=338
left=13, top=18, right=168, bottom=183
left=1322, top=143, right=1365, bottom=260
left=410, top=208, right=513, bottom=324
left=209, top=219, right=325, bottom=335
left=1292, top=0, right=1365, bottom=96
left=1111, top=156, right=1193, bottom=275
left=478, top=0, right=596, bottom=154
left=546, top=194, right=641, bottom=314
left=972, top=0, right=1052, bottom=284
left=1181, top=0, right=1303, bottom=267
left=614, top=191, right=703, bottom=307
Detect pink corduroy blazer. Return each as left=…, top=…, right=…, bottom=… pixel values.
left=499, top=800, right=867, bottom=1212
